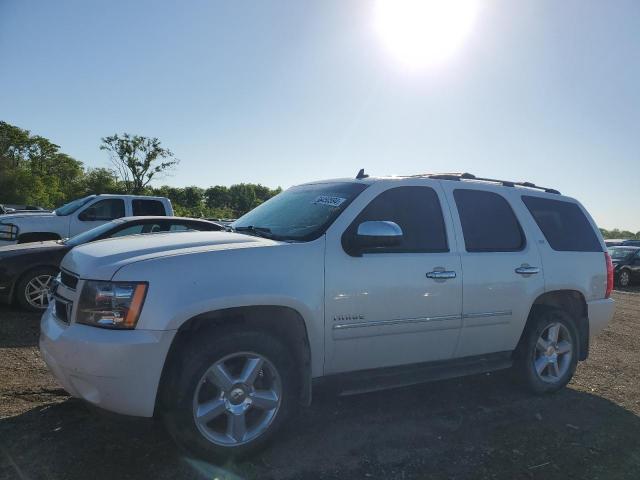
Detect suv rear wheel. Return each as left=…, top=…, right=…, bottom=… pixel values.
left=161, top=329, right=297, bottom=460
left=514, top=307, right=578, bottom=394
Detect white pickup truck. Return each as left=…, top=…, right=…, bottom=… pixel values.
left=0, top=194, right=173, bottom=245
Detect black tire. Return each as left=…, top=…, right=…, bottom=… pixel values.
left=161, top=329, right=298, bottom=461
left=513, top=307, right=579, bottom=394
left=15, top=266, right=58, bottom=312
left=617, top=269, right=632, bottom=288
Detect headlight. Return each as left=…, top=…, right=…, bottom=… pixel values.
left=77, top=281, right=147, bottom=329
left=0, top=223, right=18, bottom=241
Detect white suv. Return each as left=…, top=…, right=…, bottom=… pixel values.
left=40, top=172, right=615, bottom=459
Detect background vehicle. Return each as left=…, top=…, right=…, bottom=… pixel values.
left=0, top=216, right=222, bottom=311
left=40, top=172, right=615, bottom=459
left=608, top=246, right=640, bottom=287
left=0, top=194, right=173, bottom=246
left=0, top=204, right=49, bottom=215
left=622, top=239, right=640, bottom=247
left=605, top=239, right=629, bottom=247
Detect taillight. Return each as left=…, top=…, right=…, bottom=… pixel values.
left=605, top=252, right=614, bottom=298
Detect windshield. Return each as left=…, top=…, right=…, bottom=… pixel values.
left=232, top=182, right=368, bottom=241
left=64, top=220, right=121, bottom=247
left=608, top=247, right=636, bottom=260
left=55, top=195, right=96, bottom=216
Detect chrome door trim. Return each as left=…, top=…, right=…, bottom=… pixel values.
left=462, top=310, right=512, bottom=319
left=333, top=313, right=462, bottom=331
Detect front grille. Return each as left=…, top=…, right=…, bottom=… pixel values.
left=60, top=270, right=78, bottom=290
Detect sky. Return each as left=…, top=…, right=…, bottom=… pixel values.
left=1, top=0, right=638, bottom=231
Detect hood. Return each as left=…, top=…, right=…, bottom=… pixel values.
left=61, top=231, right=280, bottom=280
left=0, top=212, right=56, bottom=223
left=0, top=240, right=63, bottom=256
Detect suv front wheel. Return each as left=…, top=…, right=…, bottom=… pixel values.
left=514, top=308, right=578, bottom=394
left=161, top=329, right=297, bottom=460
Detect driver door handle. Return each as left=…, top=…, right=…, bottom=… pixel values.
left=426, top=270, right=457, bottom=280
left=515, top=266, right=540, bottom=275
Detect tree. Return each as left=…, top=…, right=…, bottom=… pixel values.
left=81, top=168, right=123, bottom=195
left=100, top=133, right=178, bottom=194
left=0, top=121, right=85, bottom=207
left=205, top=185, right=230, bottom=210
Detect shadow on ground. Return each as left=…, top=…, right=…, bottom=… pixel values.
left=2, top=371, right=639, bottom=480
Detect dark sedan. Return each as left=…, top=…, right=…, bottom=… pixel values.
left=0, top=216, right=223, bottom=311
left=608, top=246, right=640, bottom=288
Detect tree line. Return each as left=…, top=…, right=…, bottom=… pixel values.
left=0, top=121, right=281, bottom=219
left=599, top=228, right=640, bottom=240
left=2, top=120, right=638, bottom=233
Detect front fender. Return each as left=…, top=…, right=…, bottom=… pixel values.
left=112, top=239, right=326, bottom=377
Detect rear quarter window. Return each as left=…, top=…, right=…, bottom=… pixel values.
left=521, top=196, right=602, bottom=252
left=454, top=189, right=525, bottom=252
left=132, top=199, right=166, bottom=216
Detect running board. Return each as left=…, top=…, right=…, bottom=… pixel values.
left=315, top=352, right=513, bottom=396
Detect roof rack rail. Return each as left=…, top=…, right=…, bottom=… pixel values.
left=423, top=172, right=560, bottom=195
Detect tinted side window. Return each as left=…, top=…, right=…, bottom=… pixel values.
left=168, top=222, right=221, bottom=232
left=110, top=222, right=168, bottom=237
left=109, top=224, right=146, bottom=237
left=81, top=199, right=125, bottom=221
left=454, top=189, right=524, bottom=252
left=347, top=186, right=448, bottom=253
left=132, top=199, right=166, bottom=216
left=522, top=196, right=602, bottom=252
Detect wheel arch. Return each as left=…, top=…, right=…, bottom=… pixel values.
left=156, top=304, right=313, bottom=416
left=522, top=290, right=589, bottom=361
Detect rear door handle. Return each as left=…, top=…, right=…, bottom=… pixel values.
left=515, top=266, right=540, bottom=275
left=426, top=270, right=457, bottom=280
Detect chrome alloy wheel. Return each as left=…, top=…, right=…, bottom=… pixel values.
left=24, top=274, right=54, bottom=309
left=192, top=352, right=282, bottom=447
left=533, top=322, right=573, bottom=383
left=619, top=270, right=631, bottom=287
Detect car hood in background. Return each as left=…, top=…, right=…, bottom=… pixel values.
left=0, top=240, right=64, bottom=256
left=0, top=212, right=57, bottom=222
left=61, top=231, right=280, bottom=280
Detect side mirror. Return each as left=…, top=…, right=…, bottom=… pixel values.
left=344, top=220, right=403, bottom=256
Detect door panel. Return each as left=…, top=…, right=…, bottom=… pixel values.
left=69, top=198, right=126, bottom=237
left=324, top=181, right=463, bottom=374
left=441, top=184, right=545, bottom=358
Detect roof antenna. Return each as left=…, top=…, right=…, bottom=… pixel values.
left=356, top=168, right=368, bottom=179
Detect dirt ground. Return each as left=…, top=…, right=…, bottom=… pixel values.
left=1, top=289, right=639, bottom=480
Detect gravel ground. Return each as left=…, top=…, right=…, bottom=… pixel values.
left=1, top=288, right=639, bottom=480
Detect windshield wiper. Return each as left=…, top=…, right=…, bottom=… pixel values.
left=231, top=225, right=277, bottom=239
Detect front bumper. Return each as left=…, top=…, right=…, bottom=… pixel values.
left=0, top=239, right=18, bottom=247
left=587, top=297, right=615, bottom=338
left=39, top=306, right=176, bottom=417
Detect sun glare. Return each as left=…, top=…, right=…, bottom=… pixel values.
left=373, top=0, right=481, bottom=70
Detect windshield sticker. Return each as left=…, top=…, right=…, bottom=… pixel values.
left=313, top=195, right=347, bottom=208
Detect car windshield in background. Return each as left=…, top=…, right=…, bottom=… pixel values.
left=608, top=247, right=637, bottom=260
left=54, top=195, right=96, bottom=216
left=232, top=182, right=368, bottom=241
left=64, top=220, right=121, bottom=247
